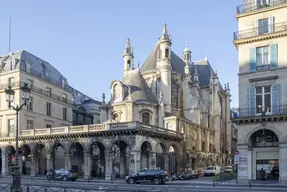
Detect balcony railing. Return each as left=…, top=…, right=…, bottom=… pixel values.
left=0, top=81, right=73, bottom=105
left=20, top=65, right=73, bottom=92
left=233, top=21, right=287, bottom=40
left=237, top=0, right=287, bottom=15
left=0, top=121, right=183, bottom=138
left=231, top=104, right=287, bottom=119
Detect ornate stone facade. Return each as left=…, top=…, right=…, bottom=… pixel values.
left=0, top=122, right=182, bottom=179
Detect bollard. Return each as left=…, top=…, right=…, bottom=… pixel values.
left=26, top=186, right=29, bottom=192
left=248, top=180, right=252, bottom=188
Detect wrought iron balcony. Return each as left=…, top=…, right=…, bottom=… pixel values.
left=231, top=104, right=287, bottom=120
left=237, top=0, right=287, bottom=15
left=233, top=21, right=287, bottom=41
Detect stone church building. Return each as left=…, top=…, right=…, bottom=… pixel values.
left=0, top=24, right=232, bottom=180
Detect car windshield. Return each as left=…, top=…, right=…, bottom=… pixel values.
left=207, top=167, right=215, bottom=170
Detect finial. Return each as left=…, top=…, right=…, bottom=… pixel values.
left=224, top=84, right=227, bottom=90
left=227, top=83, right=230, bottom=90
left=186, top=41, right=188, bottom=48
left=138, top=62, right=140, bottom=69
left=159, top=90, right=164, bottom=104
left=128, top=86, right=132, bottom=96
left=102, top=93, right=106, bottom=104
left=205, top=53, right=208, bottom=60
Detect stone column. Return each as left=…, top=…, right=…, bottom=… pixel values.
left=237, top=144, right=249, bottom=181
left=46, top=153, right=53, bottom=170
left=83, top=152, right=91, bottom=180
left=149, top=152, right=156, bottom=169
left=105, top=151, right=112, bottom=180
left=30, top=153, right=37, bottom=177
left=129, top=150, right=141, bottom=174
left=279, top=143, right=287, bottom=183
left=1, top=152, right=7, bottom=176
left=64, top=153, right=71, bottom=170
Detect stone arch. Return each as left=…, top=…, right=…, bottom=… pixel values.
left=107, top=138, right=131, bottom=152
left=5, top=145, right=15, bottom=154
left=87, top=140, right=106, bottom=153
left=67, top=141, right=86, bottom=154
left=47, top=141, right=67, bottom=153
left=137, top=139, right=155, bottom=152
left=245, top=125, right=284, bottom=144
left=155, top=142, right=166, bottom=153
left=30, top=142, right=48, bottom=154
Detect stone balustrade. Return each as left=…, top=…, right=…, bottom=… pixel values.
left=7, top=121, right=183, bottom=138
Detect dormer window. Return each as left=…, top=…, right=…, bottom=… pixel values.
left=165, top=48, right=169, bottom=58
left=113, top=84, right=120, bottom=102
left=62, top=78, right=66, bottom=89
left=112, top=113, right=119, bottom=122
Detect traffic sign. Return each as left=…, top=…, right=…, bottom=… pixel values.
left=234, top=150, right=239, bottom=164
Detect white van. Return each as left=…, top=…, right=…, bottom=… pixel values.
left=203, top=166, right=221, bottom=176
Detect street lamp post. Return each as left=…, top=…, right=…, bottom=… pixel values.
left=5, top=83, right=31, bottom=192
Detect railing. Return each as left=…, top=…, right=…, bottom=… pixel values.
left=1, top=121, right=183, bottom=138
left=20, top=65, right=73, bottom=92
left=233, top=21, right=287, bottom=40
left=230, top=104, right=287, bottom=119
left=236, top=0, right=287, bottom=14
left=0, top=184, right=157, bottom=192
left=0, top=81, right=73, bottom=105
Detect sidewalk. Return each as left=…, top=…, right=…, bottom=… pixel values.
left=1, top=175, right=287, bottom=188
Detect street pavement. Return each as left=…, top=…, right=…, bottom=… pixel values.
left=0, top=177, right=287, bottom=192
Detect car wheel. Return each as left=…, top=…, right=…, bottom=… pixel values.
left=153, top=178, right=160, bottom=185
left=128, top=178, right=135, bottom=184
left=47, top=175, right=51, bottom=181
left=62, top=176, right=67, bottom=181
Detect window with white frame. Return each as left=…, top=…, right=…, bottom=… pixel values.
left=8, top=77, right=15, bottom=86
left=258, top=18, right=269, bottom=34
left=8, top=119, right=14, bottom=134
left=113, top=84, right=120, bottom=102
left=27, top=120, right=34, bottom=129
left=256, top=46, right=269, bottom=66
left=46, top=87, right=51, bottom=97
left=256, top=86, right=271, bottom=114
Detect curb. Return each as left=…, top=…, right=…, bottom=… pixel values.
left=1, top=177, right=287, bottom=188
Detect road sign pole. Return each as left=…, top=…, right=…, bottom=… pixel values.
left=234, top=150, right=239, bottom=184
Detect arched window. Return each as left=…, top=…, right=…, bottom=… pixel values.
left=127, top=60, right=131, bottom=69
left=165, top=48, right=169, bottom=58
left=112, top=113, right=119, bottom=122
left=113, top=84, right=120, bottom=102
left=171, top=81, right=179, bottom=108
left=142, top=112, right=150, bottom=124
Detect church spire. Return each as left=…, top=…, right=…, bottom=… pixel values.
left=123, top=38, right=134, bottom=76
left=160, top=23, right=171, bottom=43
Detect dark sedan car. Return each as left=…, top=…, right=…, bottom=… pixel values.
left=46, top=168, right=78, bottom=181
left=177, top=171, right=199, bottom=180
left=125, top=169, right=169, bottom=185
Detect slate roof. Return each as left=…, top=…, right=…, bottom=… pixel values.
left=140, top=42, right=185, bottom=74
left=190, top=60, right=214, bottom=87
left=122, top=69, right=158, bottom=104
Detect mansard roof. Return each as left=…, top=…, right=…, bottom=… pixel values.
left=0, top=50, right=68, bottom=84
left=122, top=69, right=158, bottom=104
left=140, top=41, right=186, bottom=74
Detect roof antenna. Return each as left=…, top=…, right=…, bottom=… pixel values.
left=8, top=12, right=12, bottom=53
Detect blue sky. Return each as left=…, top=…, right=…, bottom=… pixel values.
left=0, top=0, right=239, bottom=107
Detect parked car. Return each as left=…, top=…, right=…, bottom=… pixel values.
left=203, top=166, right=221, bottom=176
left=224, top=166, right=233, bottom=173
left=46, top=168, right=78, bottom=181
left=176, top=170, right=199, bottom=180
left=125, top=169, right=169, bottom=185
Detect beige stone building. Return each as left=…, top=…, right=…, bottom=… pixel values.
left=232, top=0, right=287, bottom=182
left=0, top=50, right=73, bottom=134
